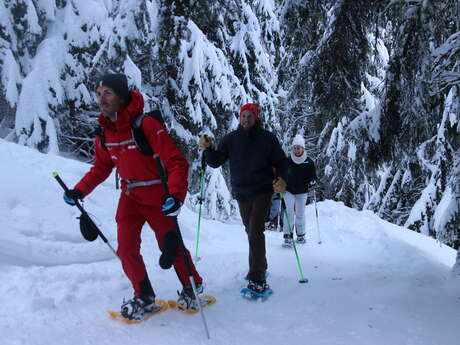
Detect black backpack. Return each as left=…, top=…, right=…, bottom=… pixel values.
left=130, top=109, right=165, bottom=155
left=96, top=110, right=165, bottom=189
left=97, top=109, right=164, bottom=156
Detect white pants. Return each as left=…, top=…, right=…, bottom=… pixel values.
left=282, top=192, right=308, bottom=236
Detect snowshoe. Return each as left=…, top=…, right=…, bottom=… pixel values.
left=241, top=280, right=273, bottom=301
left=108, top=296, right=168, bottom=324
left=168, top=284, right=216, bottom=313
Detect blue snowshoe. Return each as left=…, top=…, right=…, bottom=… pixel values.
left=241, top=280, right=273, bottom=301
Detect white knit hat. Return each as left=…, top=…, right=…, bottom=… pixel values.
left=292, top=134, right=305, bottom=148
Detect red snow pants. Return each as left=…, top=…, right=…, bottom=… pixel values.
left=115, top=193, right=202, bottom=297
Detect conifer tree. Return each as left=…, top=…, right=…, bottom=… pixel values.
left=1, top=0, right=459, bottom=235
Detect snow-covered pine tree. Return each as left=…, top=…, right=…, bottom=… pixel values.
left=234, top=0, right=282, bottom=132
left=278, top=0, right=326, bottom=149
left=372, top=1, right=460, bottom=245
left=2, top=0, right=458, bottom=247
left=285, top=0, right=381, bottom=204
left=59, top=0, right=160, bottom=160
left=1, top=0, right=160, bottom=158
left=0, top=0, right=55, bottom=152
left=155, top=0, right=283, bottom=219
left=1, top=0, right=285, bottom=220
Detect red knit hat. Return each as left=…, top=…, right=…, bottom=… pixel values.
left=240, top=103, right=260, bottom=122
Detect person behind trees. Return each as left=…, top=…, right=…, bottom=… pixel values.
left=282, top=134, right=317, bottom=245
left=62, top=73, right=204, bottom=320
left=198, top=103, right=288, bottom=294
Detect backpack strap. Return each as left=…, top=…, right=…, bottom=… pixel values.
left=94, top=126, right=119, bottom=188
left=95, top=126, right=107, bottom=151
left=131, top=110, right=164, bottom=156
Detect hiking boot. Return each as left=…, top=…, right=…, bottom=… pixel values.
left=120, top=295, right=160, bottom=320
left=247, top=279, right=269, bottom=294
left=296, top=235, right=306, bottom=244
left=265, top=220, right=277, bottom=231
left=283, top=233, right=293, bottom=246
left=177, top=283, right=205, bottom=310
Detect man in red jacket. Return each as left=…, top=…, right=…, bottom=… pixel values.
left=63, top=73, right=203, bottom=320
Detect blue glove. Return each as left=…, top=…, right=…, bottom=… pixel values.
left=161, top=196, right=182, bottom=216
left=63, top=189, right=84, bottom=206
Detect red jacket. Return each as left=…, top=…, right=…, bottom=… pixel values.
left=75, top=91, right=189, bottom=206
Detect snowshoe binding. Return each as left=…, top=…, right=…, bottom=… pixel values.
left=168, top=284, right=216, bottom=313
left=241, top=280, right=273, bottom=301
left=282, top=234, right=293, bottom=248
left=108, top=296, right=168, bottom=324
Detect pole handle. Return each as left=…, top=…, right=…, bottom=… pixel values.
left=52, top=172, right=71, bottom=192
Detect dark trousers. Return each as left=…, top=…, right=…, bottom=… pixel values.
left=237, top=192, right=272, bottom=282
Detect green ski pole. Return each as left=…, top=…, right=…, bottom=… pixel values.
left=195, top=153, right=207, bottom=260
left=280, top=193, right=308, bottom=284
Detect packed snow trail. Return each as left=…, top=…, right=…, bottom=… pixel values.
left=1, top=140, right=458, bottom=345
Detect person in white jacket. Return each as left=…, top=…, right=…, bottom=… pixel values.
left=282, top=135, right=317, bottom=246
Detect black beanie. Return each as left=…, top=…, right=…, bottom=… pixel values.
left=97, top=73, right=130, bottom=102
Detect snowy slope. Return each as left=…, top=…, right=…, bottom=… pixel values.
left=0, top=139, right=458, bottom=345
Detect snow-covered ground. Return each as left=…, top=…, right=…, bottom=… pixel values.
left=1, top=139, right=458, bottom=345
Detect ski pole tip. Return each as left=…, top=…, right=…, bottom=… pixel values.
left=52, top=172, right=58, bottom=177
left=299, top=279, right=309, bottom=284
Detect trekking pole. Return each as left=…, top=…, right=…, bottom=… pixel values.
left=313, top=188, right=322, bottom=244
left=52, top=172, right=119, bottom=259
left=194, top=153, right=207, bottom=260
left=280, top=194, right=308, bottom=284
left=153, top=155, right=211, bottom=339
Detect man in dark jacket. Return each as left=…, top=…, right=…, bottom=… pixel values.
left=198, top=103, right=287, bottom=293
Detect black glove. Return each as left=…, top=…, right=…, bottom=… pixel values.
left=63, top=189, right=84, bottom=206
left=159, top=231, right=178, bottom=269
left=161, top=196, right=183, bottom=216
left=78, top=213, right=99, bottom=242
